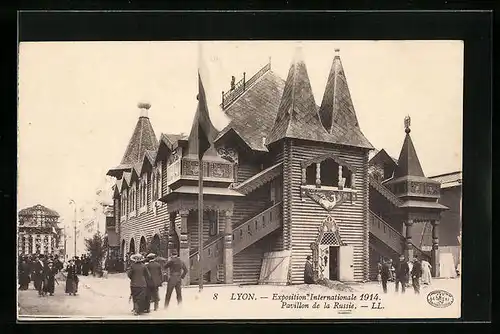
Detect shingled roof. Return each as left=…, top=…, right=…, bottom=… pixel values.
left=393, top=127, right=425, bottom=179
left=107, top=105, right=159, bottom=177
left=317, top=51, right=373, bottom=149
left=267, top=48, right=373, bottom=150
left=267, top=47, right=325, bottom=145
left=120, top=116, right=159, bottom=165
left=215, top=69, right=286, bottom=151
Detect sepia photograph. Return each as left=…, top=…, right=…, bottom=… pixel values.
left=17, top=40, right=463, bottom=320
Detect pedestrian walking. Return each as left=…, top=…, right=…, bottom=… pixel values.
left=380, top=258, right=391, bottom=293
left=303, top=255, right=315, bottom=284
left=394, top=255, right=409, bottom=293
left=43, top=260, right=58, bottom=296
left=421, top=259, right=432, bottom=285
left=146, top=253, right=163, bottom=311
left=410, top=255, right=422, bottom=294
left=127, top=253, right=151, bottom=315
left=164, top=250, right=187, bottom=309
left=33, top=254, right=46, bottom=296
left=65, top=259, right=79, bottom=296
left=18, top=257, right=31, bottom=290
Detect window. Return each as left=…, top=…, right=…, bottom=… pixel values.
left=303, top=156, right=353, bottom=189
left=306, top=164, right=317, bottom=185
left=320, top=159, right=339, bottom=186
left=206, top=210, right=219, bottom=237
left=152, top=172, right=157, bottom=201
left=156, top=170, right=162, bottom=199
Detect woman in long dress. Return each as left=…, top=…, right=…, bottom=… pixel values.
left=65, top=259, right=79, bottom=296
left=127, top=254, right=151, bottom=315
left=18, top=257, right=31, bottom=290
left=421, top=259, right=432, bottom=285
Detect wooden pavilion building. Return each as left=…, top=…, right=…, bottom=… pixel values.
left=106, top=48, right=449, bottom=285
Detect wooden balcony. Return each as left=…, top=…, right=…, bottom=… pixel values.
left=166, top=157, right=234, bottom=187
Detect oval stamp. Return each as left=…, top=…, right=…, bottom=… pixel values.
left=427, top=290, right=454, bottom=308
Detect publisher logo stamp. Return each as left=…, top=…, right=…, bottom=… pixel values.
left=427, top=290, right=454, bottom=308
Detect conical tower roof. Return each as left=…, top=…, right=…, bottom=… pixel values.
left=120, top=102, right=159, bottom=165
left=393, top=116, right=425, bottom=179
left=267, top=46, right=324, bottom=145
left=107, top=103, right=158, bottom=177
left=317, top=49, right=372, bottom=148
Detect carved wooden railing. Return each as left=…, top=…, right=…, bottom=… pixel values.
left=232, top=202, right=282, bottom=254
left=189, top=235, right=225, bottom=281
left=369, top=210, right=430, bottom=261
left=166, top=157, right=234, bottom=187
left=369, top=176, right=403, bottom=207
left=189, top=201, right=283, bottom=279
left=221, top=62, right=271, bottom=110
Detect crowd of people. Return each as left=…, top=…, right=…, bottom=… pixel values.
left=17, top=253, right=101, bottom=297
left=126, top=250, right=187, bottom=316
left=377, top=254, right=432, bottom=294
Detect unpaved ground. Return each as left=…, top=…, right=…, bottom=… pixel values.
left=18, top=273, right=461, bottom=320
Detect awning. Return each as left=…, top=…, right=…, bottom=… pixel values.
left=233, top=162, right=283, bottom=195
left=168, top=186, right=245, bottom=197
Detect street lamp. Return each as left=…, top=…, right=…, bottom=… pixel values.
left=69, top=199, right=77, bottom=258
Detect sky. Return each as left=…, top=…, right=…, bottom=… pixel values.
left=17, top=40, right=463, bottom=236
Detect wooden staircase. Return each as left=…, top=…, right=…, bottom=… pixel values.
left=188, top=202, right=283, bottom=281
left=369, top=210, right=430, bottom=262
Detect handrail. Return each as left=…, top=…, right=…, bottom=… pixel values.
left=370, top=210, right=402, bottom=238
left=189, top=201, right=283, bottom=258
left=369, top=176, right=403, bottom=207
left=369, top=210, right=430, bottom=261
left=221, top=62, right=271, bottom=109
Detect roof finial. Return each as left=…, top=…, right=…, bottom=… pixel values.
left=404, top=115, right=411, bottom=134
left=138, top=102, right=151, bottom=118
left=334, top=48, right=340, bottom=57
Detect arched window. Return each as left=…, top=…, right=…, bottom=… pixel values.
left=306, top=164, right=317, bottom=185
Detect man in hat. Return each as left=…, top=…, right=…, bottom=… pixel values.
left=32, top=254, right=46, bottom=296
left=394, top=254, right=409, bottom=293
left=410, top=255, right=423, bottom=294
left=303, top=255, right=315, bottom=284
left=146, top=253, right=163, bottom=311
left=164, top=250, right=187, bottom=309
left=127, top=254, right=151, bottom=315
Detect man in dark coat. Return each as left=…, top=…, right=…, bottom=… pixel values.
left=75, top=256, right=82, bottom=275
left=32, top=254, right=46, bottom=296
left=127, top=254, right=152, bottom=315
left=303, top=255, right=315, bottom=284
left=43, top=260, right=58, bottom=296
left=146, top=253, right=163, bottom=311
left=164, top=250, right=187, bottom=309
left=18, top=257, right=31, bottom=290
left=411, top=255, right=423, bottom=294
left=380, top=258, right=391, bottom=294
left=394, top=255, right=409, bottom=293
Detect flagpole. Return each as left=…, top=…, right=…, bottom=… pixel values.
left=198, top=157, right=204, bottom=292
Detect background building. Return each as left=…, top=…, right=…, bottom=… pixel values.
left=18, top=204, right=63, bottom=257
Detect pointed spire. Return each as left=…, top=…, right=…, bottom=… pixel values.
left=120, top=102, right=159, bottom=165
left=393, top=116, right=425, bottom=178
left=318, top=48, right=360, bottom=135
left=268, top=46, right=318, bottom=144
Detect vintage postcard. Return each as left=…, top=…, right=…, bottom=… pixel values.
left=17, top=40, right=463, bottom=320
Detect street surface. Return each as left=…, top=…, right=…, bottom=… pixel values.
left=18, top=273, right=461, bottom=320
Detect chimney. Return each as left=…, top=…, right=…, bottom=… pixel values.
left=138, top=102, right=151, bottom=118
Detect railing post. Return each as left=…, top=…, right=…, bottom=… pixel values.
left=179, top=209, right=190, bottom=286
left=431, top=220, right=440, bottom=278
left=223, top=210, right=233, bottom=284
left=315, top=162, right=321, bottom=188
left=404, top=219, right=414, bottom=260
